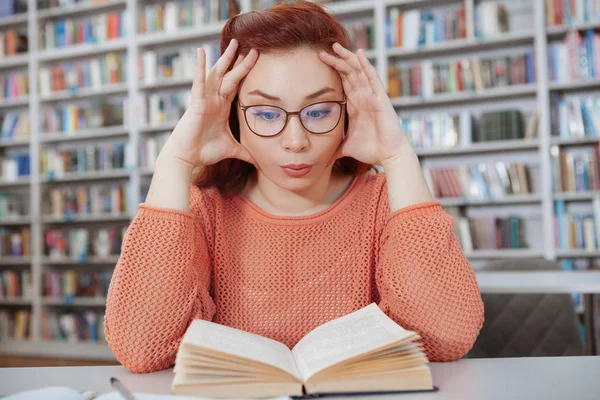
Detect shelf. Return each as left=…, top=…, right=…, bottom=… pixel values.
left=556, top=249, right=600, bottom=258
left=139, top=121, right=178, bottom=133
left=553, top=191, right=600, bottom=201
left=391, top=84, right=537, bottom=108
left=0, top=12, right=27, bottom=28
left=42, top=255, right=120, bottom=265
left=42, top=213, right=131, bottom=224
left=38, top=38, right=128, bottom=62
left=138, top=78, right=193, bottom=90
left=440, top=194, right=541, bottom=207
left=37, top=0, right=127, bottom=19
left=40, top=126, right=129, bottom=144
left=415, top=139, right=538, bottom=157
left=475, top=270, right=600, bottom=293
left=140, top=168, right=154, bottom=176
left=138, top=22, right=226, bottom=46
left=0, top=298, right=31, bottom=306
left=43, top=297, right=107, bottom=307
left=0, top=256, right=31, bottom=266
left=323, top=0, right=375, bottom=15
left=466, top=249, right=544, bottom=260
left=0, top=216, right=31, bottom=225
left=550, top=136, right=599, bottom=146
left=0, top=339, right=115, bottom=360
left=387, top=31, right=534, bottom=59
left=0, top=53, right=29, bottom=69
left=39, top=83, right=128, bottom=102
left=41, top=169, right=131, bottom=183
left=0, top=177, right=30, bottom=187
left=0, top=136, right=30, bottom=147
left=546, top=21, right=600, bottom=37
left=549, top=79, right=600, bottom=92
left=0, top=97, right=29, bottom=109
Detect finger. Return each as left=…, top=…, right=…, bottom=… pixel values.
left=207, top=39, right=239, bottom=93
left=220, top=49, right=258, bottom=98
left=232, top=53, right=245, bottom=69
left=357, top=49, right=386, bottom=97
left=319, top=50, right=359, bottom=89
left=191, top=47, right=206, bottom=99
left=332, top=43, right=371, bottom=90
left=339, top=72, right=354, bottom=98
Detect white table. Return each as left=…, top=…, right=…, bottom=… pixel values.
left=1, top=356, right=599, bottom=399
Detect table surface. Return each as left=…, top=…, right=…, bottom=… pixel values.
left=1, top=356, right=600, bottom=400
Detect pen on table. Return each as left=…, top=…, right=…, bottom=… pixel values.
left=110, top=376, right=138, bottom=400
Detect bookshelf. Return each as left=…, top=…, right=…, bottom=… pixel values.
left=0, top=0, right=599, bottom=361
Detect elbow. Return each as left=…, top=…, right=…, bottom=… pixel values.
left=425, top=298, right=485, bottom=362
left=105, top=321, right=178, bottom=373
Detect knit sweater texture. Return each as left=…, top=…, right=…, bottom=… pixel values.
left=105, top=171, right=484, bottom=373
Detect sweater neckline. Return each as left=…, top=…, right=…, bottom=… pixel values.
left=231, top=172, right=368, bottom=225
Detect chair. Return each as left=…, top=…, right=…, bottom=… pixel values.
left=465, top=258, right=586, bottom=358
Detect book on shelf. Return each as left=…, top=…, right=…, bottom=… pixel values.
left=143, top=91, right=191, bottom=125
left=468, top=215, right=527, bottom=250
left=44, top=226, right=125, bottom=261
left=343, top=20, right=374, bottom=52
left=423, top=161, right=532, bottom=201
left=40, top=10, right=125, bottom=50
left=386, top=4, right=466, bottom=50
left=1, top=111, right=30, bottom=140
left=43, top=183, right=128, bottom=218
left=0, top=71, right=29, bottom=100
left=40, top=142, right=130, bottom=178
left=44, top=269, right=111, bottom=299
left=545, top=0, right=600, bottom=27
left=554, top=200, right=599, bottom=251
left=0, top=270, right=31, bottom=299
left=0, top=191, right=28, bottom=219
left=550, top=93, right=600, bottom=139
left=0, top=309, right=30, bottom=341
left=474, top=1, right=509, bottom=39
left=547, top=30, right=600, bottom=83
left=0, top=1, right=27, bottom=17
left=140, top=133, right=169, bottom=170
left=1, top=153, right=30, bottom=180
left=41, top=310, right=106, bottom=343
left=0, top=227, right=31, bottom=257
left=138, top=0, right=240, bottom=34
left=0, top=28, right=28, bottom=57
left=41, top=98, right=124, bottom=135
left=172, top=303, right=434, bottom=398
left=387, top=51, right=535, bottom=99
left=550, top=144, right=600, bottom=193
left=38, top=52, right=127, bottom=96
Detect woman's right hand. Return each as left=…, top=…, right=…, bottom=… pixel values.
left=161, top=39, right=259, bottom=168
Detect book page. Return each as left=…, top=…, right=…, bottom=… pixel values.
left=182, top=319, right=302, bottom=381
left=291, top=303, right=417, bottom=382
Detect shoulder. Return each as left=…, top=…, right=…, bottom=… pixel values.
left=189, top=183, right=226, bottom=220
left=355, top=168, right=389, bottom=201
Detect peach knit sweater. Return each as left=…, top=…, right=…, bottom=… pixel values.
left=105, top=171, right=484, bottom=373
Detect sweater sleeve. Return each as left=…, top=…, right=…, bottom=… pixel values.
left=375, top=195, right=484, bottom=362
left=104, top=185, right=216, bottom=373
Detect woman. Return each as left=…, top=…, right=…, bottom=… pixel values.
left=105, top=0, right=484, bottom=373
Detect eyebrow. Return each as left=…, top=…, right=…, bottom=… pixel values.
left=246, top=87, right=336, bottom=101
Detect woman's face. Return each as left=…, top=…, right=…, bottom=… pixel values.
left=236, top=46, right=345, bottom=193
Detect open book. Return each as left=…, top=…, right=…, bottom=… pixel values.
left=171, top=303, right=434, bottom=398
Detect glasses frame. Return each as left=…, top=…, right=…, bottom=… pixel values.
left=238, top=99, right=347, bottom=137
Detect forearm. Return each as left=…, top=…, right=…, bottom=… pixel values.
left=380, top=139, right=434, bottom=213
left=145, top=142, right=197, bottom=211
left=105, top=206, right=215, bottom=372
left=376, top=205, right=484, bottom=361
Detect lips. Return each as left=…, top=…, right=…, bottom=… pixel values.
left=281, top=164, right=312, bottom=177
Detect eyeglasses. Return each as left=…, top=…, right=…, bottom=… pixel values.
left=239, top=99, right=346, bottom=137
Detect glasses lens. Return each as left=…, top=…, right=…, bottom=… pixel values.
left=300, top=102, right=342, bottom=134
left=245, top=105, right=287, bottom=137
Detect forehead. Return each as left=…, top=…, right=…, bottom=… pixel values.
left=239, top=47, right=342, bottom=99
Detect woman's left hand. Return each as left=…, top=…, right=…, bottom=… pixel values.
left=319, top=43, right=407, bottom=166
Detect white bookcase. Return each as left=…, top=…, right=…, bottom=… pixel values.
left=0, top=0, right=599, bottom=361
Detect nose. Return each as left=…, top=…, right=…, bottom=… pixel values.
left=281, top=115, right=310, bottom=152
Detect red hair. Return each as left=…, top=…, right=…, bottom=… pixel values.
left=194, top=0, right=372, bottom=196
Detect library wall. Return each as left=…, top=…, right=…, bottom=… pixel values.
left=0, top=0, right=599, bottom=365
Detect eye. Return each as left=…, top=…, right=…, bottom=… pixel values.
left=305, top=108, right=331, bottom=119
left=257, top=112, right=279, bottom=120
